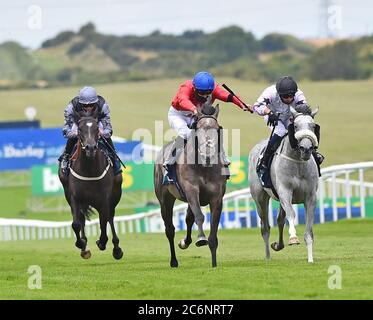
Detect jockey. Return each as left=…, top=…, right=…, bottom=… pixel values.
left=163, top=71, right=250, bottom=182
left=59, top=86, right=122, bottom=175
left=252, top=76, right=324, bottom=180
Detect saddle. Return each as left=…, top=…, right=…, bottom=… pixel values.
left=163, top=165, right=187, bottom=201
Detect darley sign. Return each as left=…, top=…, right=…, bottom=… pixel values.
left=0, top=127, right=143, bottom=171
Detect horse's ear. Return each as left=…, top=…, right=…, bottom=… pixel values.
left=213, top=104, right=220, bottom=118
left=290, top=106, right=301, bottom=118
left=311, top=107, right=319, bottom=118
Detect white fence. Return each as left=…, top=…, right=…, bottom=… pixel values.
left=1, top=161, right=373, bottom=241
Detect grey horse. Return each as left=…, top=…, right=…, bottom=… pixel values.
left=154, top=105, right=227, bottom=268
left=249, top=106, right=319, bottom=263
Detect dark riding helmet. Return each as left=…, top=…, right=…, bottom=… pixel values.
left=276, top=76, right=298, bottom=96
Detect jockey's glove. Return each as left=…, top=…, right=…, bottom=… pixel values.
left=267, top=111, right=279, bottom=127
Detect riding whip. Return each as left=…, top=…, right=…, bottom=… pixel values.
left=222, top=84, right=253, bottom=113
left=100, top=136, right=126, bottom=169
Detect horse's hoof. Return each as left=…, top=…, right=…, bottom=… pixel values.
left=271, top=242, right=285, bottom=251
left=195, top=237, right=208, bottom=247
left=80, top=250, right=91, bottom=259
left=170, top=260, right=178, bottom=268
left=113, top=248, right=124, bottom=260
left=178, top=239, right=190, bottom=250
left=96, top=240, right=106, bottom=251
left=288, top=237, right=300, bottom=245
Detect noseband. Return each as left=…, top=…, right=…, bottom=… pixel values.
left=288, top=114, right=320, bottom=151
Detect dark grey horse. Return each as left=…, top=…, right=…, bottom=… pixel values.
left=154, top=105, right=227, bottom=267
left=58, top=109, right=123, bottom=260
left=249, top=107, right=319, bottom=263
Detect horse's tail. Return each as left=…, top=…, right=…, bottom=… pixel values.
left=80, top=205, right=95, bottom=221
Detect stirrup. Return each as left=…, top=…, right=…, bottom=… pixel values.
left=162, top=171, right=174, bottom=185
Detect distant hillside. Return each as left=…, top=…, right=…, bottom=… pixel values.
left=1, top=22, right=372, bottom=89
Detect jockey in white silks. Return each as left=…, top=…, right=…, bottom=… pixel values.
left=252, top=76, right=324, bottom=185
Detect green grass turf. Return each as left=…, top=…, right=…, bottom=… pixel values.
left=1, top=219, right=372, bottom=300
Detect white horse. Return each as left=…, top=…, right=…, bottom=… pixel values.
left=249, top=107, right=320, bottom=263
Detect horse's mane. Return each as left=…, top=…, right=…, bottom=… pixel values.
left=200, top=104, right=216, bottom=116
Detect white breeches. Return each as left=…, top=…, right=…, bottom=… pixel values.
left=263, top=115, right=290, bottom=137
left=168, top=106, right=195, bottom=140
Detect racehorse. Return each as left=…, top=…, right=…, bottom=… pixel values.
left=58, top=108, right=123, bottom=260
left=154, top=105, right=227, bottom=267
left=249, top=106, right=320, bottom=263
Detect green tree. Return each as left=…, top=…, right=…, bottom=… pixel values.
left=309, top=41, right=363, bottom=80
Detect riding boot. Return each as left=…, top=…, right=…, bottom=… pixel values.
left=58, top=137, right=77, bottom=175
left=257, top=134, right=282, bottom=186
left=312, top=150, right=324, bottom=177
left=60, top=153, right=70, bottom=174
left=219, top=149, right=231, bottom=179
left=163, top=136, right=186, bottom=184
left=313, top=151, right=324, bottom=165
left=112, top=157, right=123, bottom=175
left=103, top=137, right=122, bottom=175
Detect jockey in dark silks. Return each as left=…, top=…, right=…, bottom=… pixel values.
left=252, top=76, right=324, bottom=184
left=59, top=86, right=122, bottom=176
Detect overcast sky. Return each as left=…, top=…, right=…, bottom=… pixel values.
left=0, top=0, right=372, bottom=49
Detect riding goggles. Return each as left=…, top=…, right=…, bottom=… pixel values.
left=280, top=93, right=295, bottom=99
left=196, top=89, right=213, bottom=96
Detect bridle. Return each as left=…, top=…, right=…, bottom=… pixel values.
left=287, top=113, right=319, bottom=151
left=193, top=115, right=222, bottom=165
left=77, top=117, right=99, bottom=150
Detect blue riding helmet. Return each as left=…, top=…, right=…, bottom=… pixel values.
left=78, top=86, right=99, bottom=104
left=192, top=71, right=215, bottom=92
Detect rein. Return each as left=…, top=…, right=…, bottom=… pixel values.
left=275, top=135, right=307, bottom=163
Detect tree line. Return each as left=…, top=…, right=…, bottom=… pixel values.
left=1, top=22, right=372, bottom=89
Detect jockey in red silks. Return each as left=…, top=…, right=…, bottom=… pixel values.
left=163, top=71, right=251, bottom=183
